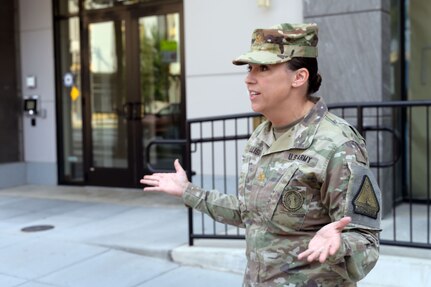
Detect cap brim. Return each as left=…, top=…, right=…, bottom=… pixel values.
left=232, top=51, right=292, bottom=65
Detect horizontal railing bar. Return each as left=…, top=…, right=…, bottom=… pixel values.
left=190, top=134, right=251, bottom=144
left=379, top=240, right=431, bottom=249
left=328, top=100, right=431, bottom=109
left=191, top=234, right=245, bottom=240
left=188, top=112, right=260, bottom=124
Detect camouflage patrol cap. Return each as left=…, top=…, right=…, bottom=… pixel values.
left=233, top=23, right=318, bottom=65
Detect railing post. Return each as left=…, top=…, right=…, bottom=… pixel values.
left=185, top=120, right=194, bottom=246
left=357, top=105, right=364, bottom=137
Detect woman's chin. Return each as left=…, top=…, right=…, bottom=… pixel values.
left=250, top=103, right=261, bottom=113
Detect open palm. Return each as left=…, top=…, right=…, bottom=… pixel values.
left=298, top=216, right=351, bottom=263
left=140, top=159, right=189, bottom=197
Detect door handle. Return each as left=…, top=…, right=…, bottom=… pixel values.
left=122, top=102, right=144, bottom=120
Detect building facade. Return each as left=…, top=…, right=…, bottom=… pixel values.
left=0, top=0, right=424, bottom=191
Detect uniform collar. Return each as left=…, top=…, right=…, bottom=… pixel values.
left=259, top=97, right=328, bottom=155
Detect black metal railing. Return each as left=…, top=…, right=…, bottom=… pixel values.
left=185, top=113, right=264, bottom=245
left=328, top=100, right=431, bottom=249
left=146, top=100, right=431, bottom=249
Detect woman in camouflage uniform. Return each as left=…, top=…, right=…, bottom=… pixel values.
left=141, top=23, right=381, bottom=287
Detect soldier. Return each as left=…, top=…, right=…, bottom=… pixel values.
left=141, top=23, right=381, bottom=287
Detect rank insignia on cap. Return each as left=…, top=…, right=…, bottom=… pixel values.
left=282, top=190, right=304, bottom=212
left=353, top=175, right=380, bottom=219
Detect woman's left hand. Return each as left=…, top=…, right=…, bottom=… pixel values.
left=297, top=216, right=351, bottom=263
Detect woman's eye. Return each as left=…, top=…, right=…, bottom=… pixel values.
left=259, top=65, right=269, bottom=71
left=247, top=65, right=252, bottom=72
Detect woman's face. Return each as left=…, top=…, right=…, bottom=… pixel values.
left=245, top=63, right=295, bottom=116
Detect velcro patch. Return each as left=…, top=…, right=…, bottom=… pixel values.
left=282, top=190, right=304, bottom=212
left=345, top=161, right=381, bottom=230
left=353, top=175, right=380, bottom=219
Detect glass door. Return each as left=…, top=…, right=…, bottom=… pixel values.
left=136, top=12, right=184, bottom=173
left=82, top=4, right=184, bottom=187
left=85, top=16, right=132, bottom=186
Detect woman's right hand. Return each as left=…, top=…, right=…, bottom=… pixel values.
left=140, top=159, right=189, bottom=197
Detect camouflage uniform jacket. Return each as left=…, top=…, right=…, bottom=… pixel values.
left=183, top=98, right=381, bottom=287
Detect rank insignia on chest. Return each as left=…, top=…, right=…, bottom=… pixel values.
left=257, top=171, right=266, bottom=183
left=282, top=190, right=304, bottom=212
left=353, top=175, right=380, bottom=219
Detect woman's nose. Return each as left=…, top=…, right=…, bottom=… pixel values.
left=245, top=72, right=256, bottom=84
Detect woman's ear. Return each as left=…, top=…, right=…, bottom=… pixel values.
left=292, top=68, right=309, bottom=87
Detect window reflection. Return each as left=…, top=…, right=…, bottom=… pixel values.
left=85, top=0, right=139, bottom=10
left=59, top=17, right=83, bottom=181
left=139, top=13, right=182, bottom=170
left=59, top=0, right=79, bottom=14
left=89, top=21, right=127, bottom=168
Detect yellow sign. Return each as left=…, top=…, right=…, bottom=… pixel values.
left=70, top=85, right=80, bottom=101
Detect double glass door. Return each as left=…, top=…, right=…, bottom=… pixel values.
left=83, top=6, right=184, bottom=187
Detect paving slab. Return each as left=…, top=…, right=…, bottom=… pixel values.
left=0, top=238, right=108, bottom=279
left=38, top=250, right=179, bottom=287
left=136, top=265, right=243, bottom=287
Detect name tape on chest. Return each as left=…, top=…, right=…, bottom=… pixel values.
left=287, top=153, right=314, bottom=164
left=249, top=147, right=262, bottom=156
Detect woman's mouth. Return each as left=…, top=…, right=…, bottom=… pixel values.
left=249, top=91, right=260, bottom=100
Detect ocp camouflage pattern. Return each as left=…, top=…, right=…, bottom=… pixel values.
left=233, top=23, right=319, bottom=65
left=183, top=97, right=381, bottom=286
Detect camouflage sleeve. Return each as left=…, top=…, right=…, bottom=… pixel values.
left=321, top=140, right=381, bottom=282
left=182, top=183, right=245, bottom=228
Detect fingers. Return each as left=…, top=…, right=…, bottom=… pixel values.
left=318, top=247, right=330, bottom=263
left=140, top=174, right=160, bottom=185
left=140, top=178, right=158, bottom=187
left=333, top=216, right=351, bottom=234
left=174, top=159, right=186, bottom=175
left=298, top=247, right=329, bottom=263
left=337, top=216, right=351, bottom=230
left=297, top=249, right=313, bottom=261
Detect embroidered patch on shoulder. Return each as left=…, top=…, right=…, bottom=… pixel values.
left=282, top=190, right=304, bottom=212
left=352, top=175, right=380, bottom=219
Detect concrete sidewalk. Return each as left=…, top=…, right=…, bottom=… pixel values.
left=0, top=185, right=430, bottom=287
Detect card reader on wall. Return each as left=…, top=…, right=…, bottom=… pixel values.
left=23, top=95, right=46, bottom=126
left=24, top=95, right=38, bottom=116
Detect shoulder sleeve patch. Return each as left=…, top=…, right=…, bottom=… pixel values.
left=345, top=161, right=382, bottom=230
left=353, top=175, right=380, bottom=219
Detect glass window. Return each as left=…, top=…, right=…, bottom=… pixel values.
left=390, top=0, right=402, bottom=100
left=406, top=0, right=431, bottom=199
left=58, top=0, right=79, bottom=15
left=58, top=17, right=84, bottom=181
left=84, top=0, right=139, bottom=10
left=89, top=20, right=128, bottom=168
left=139, top=13, right=183, bottom=170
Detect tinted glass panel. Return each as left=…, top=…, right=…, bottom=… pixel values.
left=85, top=0, right=139, bottom=10
left=59, top=17, right=83, bottom=181
left=89, top=20, right=128, bottom=168
left=58, top=0, right=79, bottom=14
left=139, top=13, right=182, bottom=170
left=406, top=0, right=431, bottom=198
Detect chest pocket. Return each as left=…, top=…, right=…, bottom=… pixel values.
left=265, top=164, right=311, bottom=232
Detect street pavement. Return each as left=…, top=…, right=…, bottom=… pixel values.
left=0, top=185, right=430, bottom=287
left=0, top=185, right=243, bottom=287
